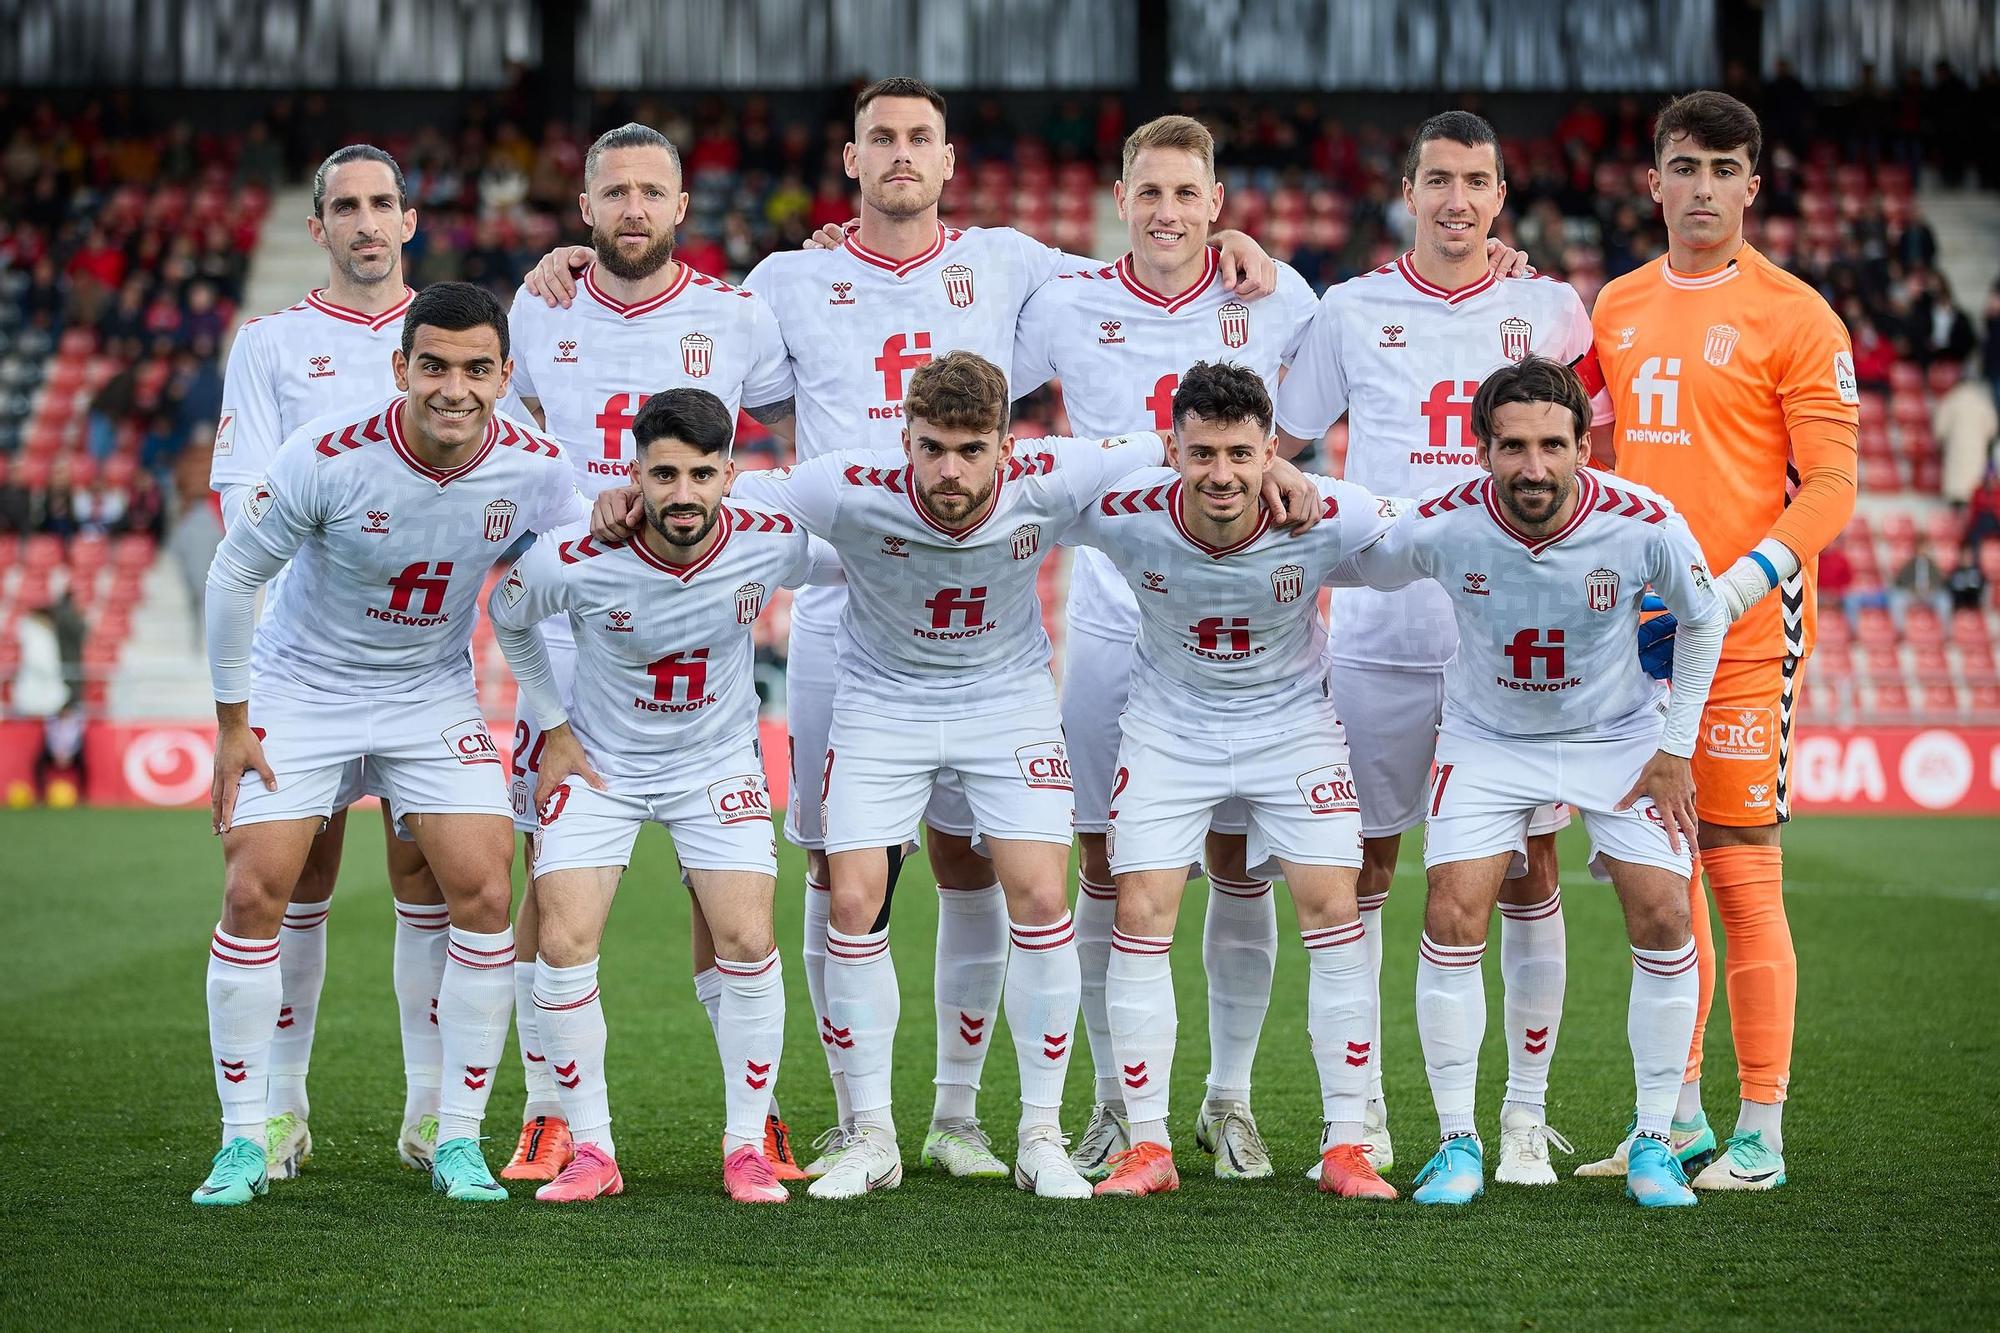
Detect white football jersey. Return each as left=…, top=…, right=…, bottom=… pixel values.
left=1069, top=471, right=1394, bottom=739
left=1273, top=255, right=1598, bottom=670
left=208, top=395, right=586, bottom=703
left=505, top=262, right=794, bottom=490
left=745, top=225, right=1084, bottom=632
left=1355, top=469, right=1723, bottom=748
left=211, top=288, right=414, bottom=492
left=489, top=509, right=836, bottom=788
left=731, top=435, right=1160, bottom=720
left=1013, top=252, right=1321, bottom=640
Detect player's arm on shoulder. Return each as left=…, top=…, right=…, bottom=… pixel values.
left=743, top=396, right=797, bottom=446
left=1009, top=288, right=1061, bottom=401
left=742, top=295, right=798, bottom=446
left=524, top=245, right=594, bottom=308
left=1209, top=230, right=1276, bottom=300
left=1324, top=479, right=1402, bottom=562
left=730, top=450, right=848, bottom=531
left=1333, top=501, right=1428, bottom=590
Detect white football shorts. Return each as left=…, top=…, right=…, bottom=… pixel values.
left=1422, top=727, right=1693, bottom=881
left=231, top=681, right=511, bottom=834
left=1332, top=661, right=1569, bottom=843
left=1062, top=626, right=1246, bottom=838
left=532, top=740, right=779, bottom=879
left=821, top=697, right=1073, bottom=855
left=786, top=619, right=976, bottom=850
left=1107, top=712, right=1364, bottom=881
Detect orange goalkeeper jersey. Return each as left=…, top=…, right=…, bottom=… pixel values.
left=1591, top=244, right=1859, bottom=661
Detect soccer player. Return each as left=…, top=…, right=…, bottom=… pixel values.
left=1274, top=112, right=1599, bottom=1182
left=1010, top=115, right=1322, bottom=1179
left=495, top=122, right=800, bottom=1185
left=1351, top=355, right=1728, bottom=1209
left=722, top=351, right=1318, bottom=1200
left=548, top=76, right=1279, bottom=1179
left=1063, top=361, right=1399, bottom=1200
left=208, top=144, right=451, bottom=1177
left=488, top=390, right=841, bottom=1205
left=196, top=283, right=586, bottom=1205
left=1582, top=91, right=1859, bottom=1190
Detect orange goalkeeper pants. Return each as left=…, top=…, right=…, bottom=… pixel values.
left=1683, top=843, right=1794, bottom=1104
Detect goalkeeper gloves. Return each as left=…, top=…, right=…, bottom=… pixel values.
left=1714, top=538, right=1801, bottom=623
left=1637, top=594, right=1677, bottom=680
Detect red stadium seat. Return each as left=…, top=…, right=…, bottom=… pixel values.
left=1862, top=642, right=1901, bottom=677
left=1904, top=603, right=1944, bottom=642
left=1920, top=681, right=1960, bottom=716
left=111, top=535, right=156, bottom=573
left=1870, top=680, right=1912, bottom=717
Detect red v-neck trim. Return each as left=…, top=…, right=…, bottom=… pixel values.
left=1480, top=469, right=1597, bottom=555
left=1168, top=479, right=1271, bottom=556
left=1114, top=249, right=1219, bottom=313
left=630, top=515, right=731, bottom=581
left=580, top=262, right=694, bottom=318
left=384, top=395, right=497, bottom=485
left=842, top=224, right=948, bottom=277
left=1393, top=251, right=1496, bottom=305
left=306, top=286, right=413, bottom=331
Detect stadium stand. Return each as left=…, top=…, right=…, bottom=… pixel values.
left=4, top=85, right=1998, bottom=745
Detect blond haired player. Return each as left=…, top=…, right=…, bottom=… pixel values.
left=1012, top=115, right=1322, bottom=1180
left=1581, top=91, right=1859, bottom=1190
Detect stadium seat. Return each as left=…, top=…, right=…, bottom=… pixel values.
left=1920, top=681, right=1960, bottom=716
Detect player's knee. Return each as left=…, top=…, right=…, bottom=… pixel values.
left=1007, top=885, right=1069, bottom=927
left=449, top=878, right=513, bottom=933
left=221, top=867, right=294, bottom=930
left=1420, top=886, right=1487, bottom=946
left=928, top=836, right=996, bottom=890
left=829, top=886, right=887, bottom=936
left=291, top=859, right=338, bottom=904
left=712, top=919, right=776, bottom=963
left=1358, top=835, right=1400, bottom=892
left=1626, top=890, right=1691, bottom=952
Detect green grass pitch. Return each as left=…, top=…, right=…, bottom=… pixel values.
left=2, top=809, right=1996, bottom=1329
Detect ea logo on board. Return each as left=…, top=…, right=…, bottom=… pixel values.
left=1899, top=729, right=1973, bottom=810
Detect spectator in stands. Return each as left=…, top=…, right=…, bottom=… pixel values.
left=1844, top=297, right=1897, bottom=391
left=179, top=280, right=227, bottom=349
left=165, top=450, right=220, bottom=648
left=1817, top=541, right=1855, bottom=614
left=0, top=455, right=28, bottom=535
left=1894, top=538, right=1951, bottom=616
left=235, top=120, right=283, bottom=188
left=140, top=410, right=184, bottom=477
left=18, top=255, right=65, bottom=331
left=10, top=604, right=86, bottom=803
left=1936, top=358, right=1999, bottom=505
left=1980, top=537, right=2000, bottom=609
left=1947, top=543, right=1987, bottom=612
left=1969, top=470, right=2000, bottom=550
left=38, top=458, right=77, bottom=539
left=1911, top=272, right=1978, bottom=367
left=85, top=359, right=139, bottom=460
left=97, top=276, right=150, bottom=346
left=119, top=469, right=165, bottom=540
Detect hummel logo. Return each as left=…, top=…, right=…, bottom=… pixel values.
left=364, top=509, right=390, bottom=534
left=829, top=281, right=856, bottom=306
left=880, top=535, right=909, bottom=558
left=1379, top=324, right=1406, bottom=349
left=307, top=354, right=335, bottom=378
left=1141, top=570, right=1168, bottom=594
left=554, top=339, right=579, bottom=363
left=1462, top=572, right=1490, bottom=596
left=1617, top=326, right=1637, bottom=350
left=1099, top=319, right=1124, bottom=345
left=607, top=608, right=633, bottom=632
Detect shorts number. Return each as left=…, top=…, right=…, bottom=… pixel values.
left=510, top=723, right=547, bottom=780
left=1108, top=766, right=1129, bottom=821
left=538, top=784, right=571, bottom=827
left=1429, top=763, right=1454, bottom=816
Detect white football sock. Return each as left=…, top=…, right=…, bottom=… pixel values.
left=1303, top=919, right=1372, bottom=1145
left=267, top=901, right=329, bottom=1120
left=716, top=951, right=785, bottom=1153
left=802, top=876, right=853, bottom=1126
left=1106, top=928, right=1175, bottom=1146
left=435, top=926, right=516, bottom=1143
left=533, top=955, right=612, bottom=1157
left=1676, top=1077, right=1704, bottom=1123
left=392, top=901, right=448, bottom=1123
left=1416, top=933, right=1486, bottom=1141
left=1357, top=889, right=1389, bottom=1103
left=1005, top=913, right=1078, bottom=1134
left=825, top=925, right=897, bottom=1122
left=207, top=926, right=283, bottom=1145
left=1499, top=889, right=1565, bottom=1120
left=513, top=959, right=562, bottom=1122
left=1074, top=877, right=1120, bottom=1105
left=1737, top=1097, right=1784, bottom=1152
left=1629, top=942, right=1699, bottom=1140
left=1203, top=876, right=1276, bottom=1105
left=933, top=883, right=1006, bottom=1122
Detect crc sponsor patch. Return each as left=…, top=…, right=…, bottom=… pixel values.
left=442, top=719, right=501, bottom=766
left=1704, top=706, right=1775, bottom=761
left=707, top=773, right=772, bottom=825
left=1297, top=763, right=1360, bottom=815
left=1015, top=740, right=1073, bottom=791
